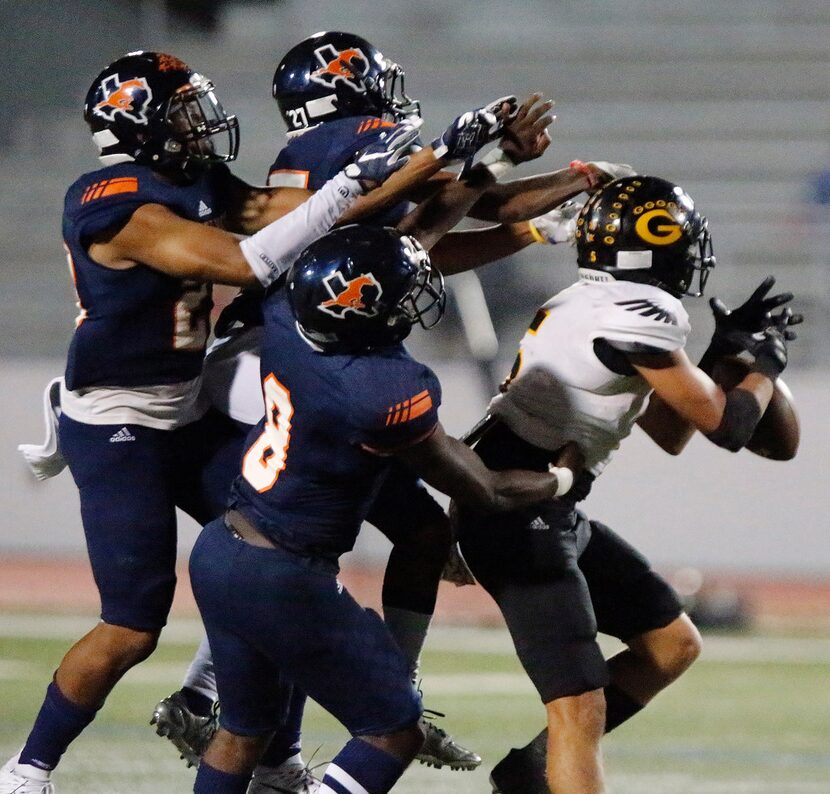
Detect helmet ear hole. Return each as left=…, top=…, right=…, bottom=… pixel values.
left=575, top=176, right=714, bottom=297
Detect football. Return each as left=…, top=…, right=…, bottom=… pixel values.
left=709, top=356, right=800, bottom=460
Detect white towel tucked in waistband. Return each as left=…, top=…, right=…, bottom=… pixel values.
left=18, top=377, right=67, bottom=481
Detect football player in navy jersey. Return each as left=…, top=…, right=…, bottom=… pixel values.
left=1, top=48, right=518, bottom=794
left=189, top=224, right=584, bottom=794
left=451, top=176, right=801, bottom=794
left=153, top=31, right=635, bottom=780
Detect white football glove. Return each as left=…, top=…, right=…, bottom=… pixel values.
left=345, top=118, right=423, bottom=184
left=529, top=200, right=583, bottom=245
left=431, top=95, right=519, bottom=164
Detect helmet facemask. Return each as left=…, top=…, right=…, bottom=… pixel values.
left=387, top=236, right=445, bottom=336
left=163, top=75, right=239, bottom=165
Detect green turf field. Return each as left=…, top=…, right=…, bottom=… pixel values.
left=1, top=615, right=829, bottom=793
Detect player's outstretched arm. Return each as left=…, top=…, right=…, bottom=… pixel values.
left=428, top=200, right=582, bottom=275
left=395, top=423, right=580, bottom=513
left=409, top=159, right=634, bottom=225
left=89, top=169, right=366, bottom=288
left=88, top=124, right=425, bottom=287
left=398, top=95, right=553, bottom=253
left=633, top=309, right=797, bottom=454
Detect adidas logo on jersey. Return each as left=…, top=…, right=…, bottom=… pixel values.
left=109, top=427, right=136, bottom=443
left=198, top=200, right=212, bottom=218
left=529, top=516, right=550, bottom=531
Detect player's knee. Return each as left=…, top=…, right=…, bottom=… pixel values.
left=98, top=623, right=161, bottom=670
left=668, top=616, right=703, bottom=674
left=363, top=720, right=425, bottom=763
left=546, top=689, right=606, bottom=741
left=632, top=614, right=702, bottom=681
left=203, top=728, right=270, bottom=775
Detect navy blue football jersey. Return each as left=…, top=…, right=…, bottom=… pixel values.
left=230, top=290, right=441, bottom=559
left=62, top=162, right=231, bottom=390
left=267, top=116, right=414, bottom=227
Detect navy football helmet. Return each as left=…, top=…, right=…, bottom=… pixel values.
left=84, top=51, right=239, bottom=169
left=272, top=31, right=420, bottom=135
left=287, top=225, right=445, bottom=352
left=575, top=176, right=715, bottom=298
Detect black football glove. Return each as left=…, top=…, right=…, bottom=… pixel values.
left=708, top=276, right=798, bottom=356
left=750, top=308, right=800, bottom=380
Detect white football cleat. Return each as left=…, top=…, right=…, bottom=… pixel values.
left=0, top=755, right=54, bottom=794
left=248, top=758, right=320, bottom=793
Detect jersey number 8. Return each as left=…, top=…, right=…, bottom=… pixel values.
left=241, top=374, right=294, bottom=492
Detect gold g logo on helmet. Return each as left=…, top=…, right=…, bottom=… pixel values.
left=634, top=209, right=683, bottom=246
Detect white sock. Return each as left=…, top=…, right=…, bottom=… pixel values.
left=13, top=762, right=51, bottom=782
left=181, top=635, right=218, bottom=702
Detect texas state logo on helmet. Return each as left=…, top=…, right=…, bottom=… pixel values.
left=287, top=225, right=444, bottom=352
left=84, top=50, right=239, bottom=169
left=319, top=272, right=383, bottom=318
left=309, top=44, right=371, bottom=92
left=93, top=76, right=154, bottom=124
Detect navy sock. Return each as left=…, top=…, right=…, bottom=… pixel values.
left=193, top=761, right=250, bottom=794
left=322, top=737, right=407, bottom=794
left=257, top=686, right=306, bottom=769
left=603, top=683, right=644, bottom=732
left=181, top=686, right=215, bottom=719
left=18, top=680, right=98, bottom=770
left=517, top=682, right=645, bottom=761
left=258, top=730, right=301, bottom=769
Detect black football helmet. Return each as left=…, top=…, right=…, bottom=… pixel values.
left=84, top=51, right=239, bottom=169
left=287, top=225, right=445, bottom=353
left=272, top=31, right=420, bottom=135
left=575, top=176, right=715, bottom=297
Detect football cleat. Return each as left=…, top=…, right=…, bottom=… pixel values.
left=0, top=755, right=54, bottom=794
left=489, top=744, right=548, bottom=794
left=416, top=710, right=481, bottom=771
left=150, top=691, right=218, bottom=768
left=248, top=761, right=321, bottom=794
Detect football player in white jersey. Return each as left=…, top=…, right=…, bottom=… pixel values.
left=454, top=175, right=801, bottom=794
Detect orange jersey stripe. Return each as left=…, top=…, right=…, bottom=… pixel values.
left=81, top=177, right=139, bottom=204
left=385, top=390, right=433, bottom=425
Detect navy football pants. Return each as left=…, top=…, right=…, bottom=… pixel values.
left=190, top=518, right=422, bottom=737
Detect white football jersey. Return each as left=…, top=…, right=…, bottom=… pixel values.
left=201, top=326, right=265, bottom=426
left=489, top=278, right=690, bottom=475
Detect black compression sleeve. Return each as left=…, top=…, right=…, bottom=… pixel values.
left=704, top=388, right=762, bottom=452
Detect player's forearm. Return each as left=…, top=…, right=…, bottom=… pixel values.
left=402, top=429, right=569, bottom=514
left=397, top=165, right=497, bottom=251
left=239, top=172, right=364, bottom=287
left=338, top=146, right=444, bottom=224
left=466, top=167, right=593, bottom=223
left=636, top=394, right=697, bottom=455
left=430, top=222, right=535, bottom=276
